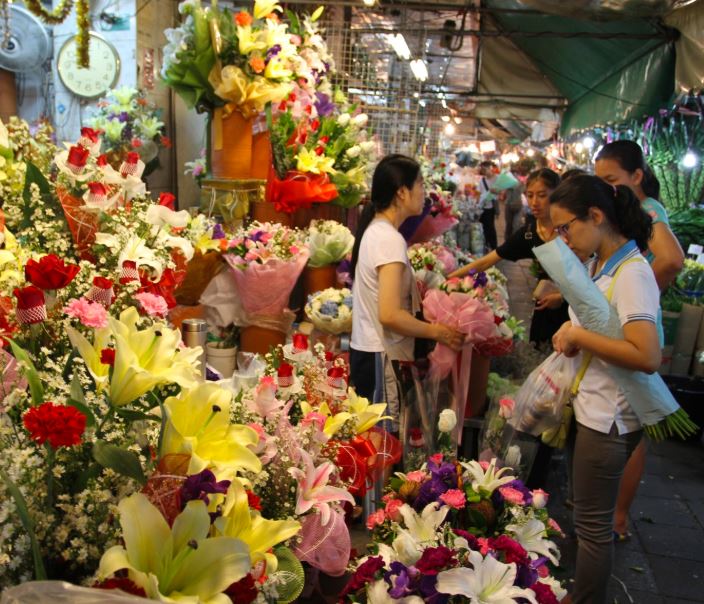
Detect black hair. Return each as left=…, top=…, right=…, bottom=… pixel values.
left=595, top=140, right=660, bottom=200
left=549, top=174, right=653, bottom=252
left=350, top=154, right=421, bottom=275
left=526, top=167, right=560, bottom=190
left=560, top=168, right=587, bottom=182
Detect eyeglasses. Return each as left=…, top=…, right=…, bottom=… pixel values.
left=554, top=217, right=580, bottom=237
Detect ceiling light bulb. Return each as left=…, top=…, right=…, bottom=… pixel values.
left=419, top=99, right=426, bottom=107
left=444, top=123, right=455, bottom=136
left=441, top=115, right=451, bottom=122
left=526, top=148, right=535, bottom=157
left=362, top=0, right=376, bottom=5
left=454, top=116, right=462, bottom=124
left=409, top=59, right=428, bottom=81
left=387, top=34, right=411, bottom=60
left=574, top=142, right=584, bottom=153
left=441, top=99, right=447, bottom=109
left=582, top=136, right=595, bottom=149
left=683, top=151, right=698, bottom=168
left=549, top=148, right=560, bottom=158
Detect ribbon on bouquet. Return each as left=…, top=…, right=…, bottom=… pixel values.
left=265, top=164, right=339, bottom=213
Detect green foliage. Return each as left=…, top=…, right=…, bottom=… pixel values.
left=669, top=206, right=704, bottom=253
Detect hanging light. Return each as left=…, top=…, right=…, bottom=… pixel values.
left=454, top=116, right=462, bottom=124
left=362, top=0, right=376, bottom=5
left=526, top=148, right=535, bottom=157
left=444, top=123, right=455, bottom=136
left=441, top=99, right=448, bottom=109
left=441, top=115, right=451, bottom=123
left=574, top=142, right=584, bottom=153
left=387, top=34, right=411, bottom=60
left=682, top=151, right=698, bottom=168
left=582, top=136, right=596, bottom=150
left=409, top=59, right=428, bottom=81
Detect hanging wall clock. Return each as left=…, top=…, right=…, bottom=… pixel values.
left=57, top=31, right=121, bottom=99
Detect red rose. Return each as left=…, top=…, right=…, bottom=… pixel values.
left=80, top=127, right=101, bottom=143
left=489, top=535, right=529, bottom=565
left=93, top=276, right=113, bottom=289
left=292, top=333, right=308, bottom=351
left=25, top=254, right=80, bottom=290
left=277, top=362, right=294, bottom=378
left=160, top=135, right=172, bottom=148
left=245, top=489, right=262, bottom=511
left=13, top=285, right=46, bottom=324
left=67, top=145, right=90, bottom=168
left=125, top=151, right=140, bottom=164
left=414, top=545, right=457, bottom=575
left=87, top=181, right=108, bottom=196
left=23, top=402, right=87, bottom=448
left=327, top=366, right=346, bottom=380
left=100, top=348, right=115, bottom=366
left=324, top=351, right=334, bottom=362
left=96, top=154, right=108, bottom=167
left=158, top=192, right=176, bottom=209
left=225, top=573, right=258, bottom=604
left=131, top=138, right=143, bottom=148
left=288, top=93, right=296, bottom=102
left=314, top=146, right=324, bottom=156
left=319, top=136, right=330, bottom=144
left=311, top=119, right=320, bottom=131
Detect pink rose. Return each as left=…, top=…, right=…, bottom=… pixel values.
left=498, top=486, right=525, bottom=506
left=63, top=297, right=109, bottom=328
left=548, top=517, right=565, bottom=537
left=384, top=498, right=404, bottom=522
left=366, top=509, right=386, bottom=530
left=439, top=489, right=466, bottom=509
left=498, top=397, right=515, bottom=419
left=531, top=488, right=549, bottom=509
left=406, top=470, right=427, bottom=482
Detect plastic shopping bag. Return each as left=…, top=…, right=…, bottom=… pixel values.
left=508, top=351, right=574, bottom=437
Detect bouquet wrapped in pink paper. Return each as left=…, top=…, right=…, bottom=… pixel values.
left=223, top=222, right=309, bottom=330
left=408, top=190, right=459, bottom=244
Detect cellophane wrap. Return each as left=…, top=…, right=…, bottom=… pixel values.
left=293, top=509, right=351, bottom=576
left=533, top=237, right=680, bottom=426
left=0, top=582, right=145, bottom=604
left=408, top=214, right=458, bottom=245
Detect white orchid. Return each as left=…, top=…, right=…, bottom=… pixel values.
left=436, top=550, right=538, bottom=603
left=505, top=518, right=560, bottom=565
left=461, top=457, right=515, bottom=495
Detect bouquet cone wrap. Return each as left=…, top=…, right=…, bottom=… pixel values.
left=408, top=214, right=458, bottom=244
left=533, top=238, right=681, bottom=427
left=492, top=171, right=520, bottom=191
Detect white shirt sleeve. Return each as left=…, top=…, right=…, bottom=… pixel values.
left=611, top=261, right=660, bottom=325
left=370, top=227, right=408, bottom=269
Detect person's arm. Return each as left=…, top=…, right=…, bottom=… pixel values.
left=553, top=320, right=661, bottom=373
left=448, top=250, right=501, bottom=279
left=377, top=262, right=463, bottom=350
left=649, top=222, right=684, bottom=289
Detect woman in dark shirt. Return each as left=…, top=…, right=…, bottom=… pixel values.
left=450, top=168, right=567, bottom=346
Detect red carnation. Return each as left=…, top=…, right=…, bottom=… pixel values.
left=340, top=556, right=385, bottom=597
left=414, top=545, right=457, bottom=575
left=225, top=573, right=258, bottom=604
left=13, top=285, right=46, bottom=324
left=288, top=92, right=296, bottom=102
left=314, top=146, right=324, bottom=156
left=25, top=254, right=80, bottom=290
left=67, top=145, right=90, bottom=169
left=530, top=580, right=560, bottom=604
left=100, top=348, right=115, bottom=366
left=245, top=489, right=262, bottom=511
left=158, top=192, right=176, bottom=209
left=490, top=534, right=529, bottom=565
left=96, top=154, right=109, bottom=167
left=131, top=138, right=143, bottom=148
left=319, top=136, right=330, bottom=144
left=310, top=119, right=320, bottom=131
left=23, top=402, right=87, bottom=449
left=94, top=578, right=147, bottom=597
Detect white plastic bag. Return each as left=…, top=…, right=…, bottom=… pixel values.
left=1, top=581, right=144, bottom=604
left=509, top=351, right=574, bottom=437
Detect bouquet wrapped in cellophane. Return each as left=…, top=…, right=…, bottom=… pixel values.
left=307, top=219, right=354, bottom=268
left=305, top=287, right=352, bottom=335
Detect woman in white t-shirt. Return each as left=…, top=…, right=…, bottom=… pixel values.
left=349, top=155, right=463, bottom=432
left=549, top=175, right=660, bottom=604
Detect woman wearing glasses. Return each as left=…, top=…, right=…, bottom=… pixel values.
left=550, top=175, right=660, bottom=604
left=450, top=168, right=567, bottom=348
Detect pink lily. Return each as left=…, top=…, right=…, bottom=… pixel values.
left=289, top=448, right=355, bottom=525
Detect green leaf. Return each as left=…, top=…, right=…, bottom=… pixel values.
left=69, top=370, right=87, bottom=404
left=115, top=408, right=161, bottom=423
left=67, top=398, right=97, bottom=428
left=8, top=338, right=44, bottom=405
left=0, top=468, right=47, bottom=580
left=72, top=462, right=102, bottom=493
left=92, top=440, right=146, bottom=485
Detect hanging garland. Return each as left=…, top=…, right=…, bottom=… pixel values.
left=24, top=0, right=91, bottom=68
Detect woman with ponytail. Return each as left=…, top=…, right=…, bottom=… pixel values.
left=549, top=175, right=660, bottom=604
left=349, top=155, right=463, bottom=431
left=595, top=140, right=684, bottom=543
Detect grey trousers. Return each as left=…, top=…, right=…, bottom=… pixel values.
left=572, top=422, right=642, bottom=604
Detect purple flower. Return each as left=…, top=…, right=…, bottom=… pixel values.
left=469, top=269, right=488, bottom=288
left=249, top=230, right=264, bottom=243
left=212, top=223, right=226, bottom=240
left=319, top=301, right=338, bottom=317
left=418, top=574, right=449, bottom=604
left=314, top=92, right=336, bottom=117
left=118, top=111, right=130, bottom=123
left=180, top=469, right=230, bottom=508
left=385, top=561, right=415, bottom=598
left=265, top=44, right=281, bottom=63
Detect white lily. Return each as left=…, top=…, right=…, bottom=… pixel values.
left=367, top=579, right=424, bottom=604
left=157, top=231, right=195, bottom=261
left=397, top=502, right=449, bottom=544
left=98, top=493, right=251, bottom=603
left=391, top=531, right=423, bottom=566
left=94, top=232, right=121, bottom=252
left=118, top=235, right=163, bottom=282
left=66, top=325, right=112, bottom=390
left=505, top=518, right=560, bottom=565
left=461, top=457, right=515, bottom=495
left=436, top=550, right=538, bottom=603
left=146, top=204, right=191, bottom=229
left=0, top=118, right=8, bottom=148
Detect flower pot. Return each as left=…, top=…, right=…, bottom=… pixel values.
left=210, top=109, right=270, bottom=180
left=466, top=351, right=491, bottom=418
left=250, top=199, right=293, bottom=226
left=206, top=342, right=237, bottom=378
left=239, top=325, right=286, bottom=356
left=303, top=264, right=339, bottom=301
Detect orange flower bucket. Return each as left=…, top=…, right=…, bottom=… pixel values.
left=210, top=108, right=271, bottom=180
left=239, top=324, right=286, bottom=356
left=302, top=264, right=339, bottom=301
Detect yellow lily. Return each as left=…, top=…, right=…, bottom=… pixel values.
left=253, top=0, right=281, bottom=19
left=311, top=6, right=325, bottom=21
left=66, top=326, right=112, bottom=391
left=264, top=57, right=292, bottom=80
left=296, top=147, right=336, bottom=175
left=214, top=478, right=300, bottom=572
left=237, top=25, right=267, bottom=55
left=108, top=307, right=201, bottom=407
left=98, top=493, right=251, bottom=603
left=344, top=389, right=391, bottom=434
left=162, top=382, right=262, bottom=478
left=210, top=65, right=292, bottom=114
left=300, top=400, right=352, bottom=438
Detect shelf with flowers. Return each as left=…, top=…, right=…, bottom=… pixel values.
left=343, top=447, right=566, bottom=604
left=161, top=0, right=333, bottom=181
left=266, top=88, right=376, bottom=217
left=85, top=86, right=171, bottom=178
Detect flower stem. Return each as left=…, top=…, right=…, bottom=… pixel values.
left=45, top=444, right=55, bottom=508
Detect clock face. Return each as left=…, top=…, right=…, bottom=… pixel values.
left=57, top=32, right=121, bottom=99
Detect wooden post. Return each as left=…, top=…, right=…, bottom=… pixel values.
left=0, top=69, right=17, bottom=121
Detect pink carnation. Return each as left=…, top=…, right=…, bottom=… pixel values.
left=406, top=470, right=427, bottom=482
left=134, top=292, right=168, bottom=318
left=302, top=412, right=326, bottom=431
left=498, top=486, right=526, bottom=506
left=366, top=509, right=386, bottom=530
left=478, top=461, right=490, bottom=470
left=439, top=489, right=466, bottom=509
left=477, top=537, right=491, bottom=555
left=63, top=297, right=108, bottom=328
left=429, top=453, right=444, bottom=465
left=384, top=498, right=404, bottom=521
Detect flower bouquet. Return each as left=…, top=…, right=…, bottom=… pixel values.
left=408, top=189, right=459, bottom=244
left=307, top=219, right=354, bottom=268
left=305, top=287, right=352, bottom=335
left=267, top=89, right=376, bottom=211
left=344, top=454, right=565, bottom=603
left=86, top=86, right=169, bottom=175
left=222, top=221, right=308, bottom=339
left=407, top=243, right=446, bottom=295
